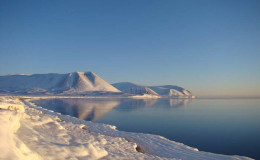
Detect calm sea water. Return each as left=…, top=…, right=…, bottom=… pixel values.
left=32, top=98, right=260, bottom=159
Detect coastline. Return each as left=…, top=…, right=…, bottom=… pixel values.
left=0, top=96, right=253, bottom=160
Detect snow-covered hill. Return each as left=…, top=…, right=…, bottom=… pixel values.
left=0, top=72, right=120, bottom=95
left=111, top=82, right=159, bottom=96
left=0, top=72, right=195, bottom=98
left=112, top=82, right=194, bottom=98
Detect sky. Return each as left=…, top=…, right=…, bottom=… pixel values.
left=0, top=0, right=260, bottom=97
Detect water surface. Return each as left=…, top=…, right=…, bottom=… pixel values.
left=32, top=98, right=260, bottom=159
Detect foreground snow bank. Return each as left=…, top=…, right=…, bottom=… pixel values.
left=0, top=96, right=253, bottom=160
left=0, top=97, right=41, bottom=160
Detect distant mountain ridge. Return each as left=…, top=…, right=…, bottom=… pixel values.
left=0, top=72, right=120, bottom=95
left=112, top=82, right=194, bottom=98
left=0, top=72, right=194, bottom=98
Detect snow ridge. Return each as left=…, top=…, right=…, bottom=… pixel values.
left=112, top=82, right=194, bottom=98
left=0, top=72, right=120, bottom=95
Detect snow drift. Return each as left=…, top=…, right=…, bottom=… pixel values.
left=0, top=72, right=120, bottom=95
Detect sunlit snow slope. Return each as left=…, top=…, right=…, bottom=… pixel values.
left=112, top=82, right=194, bottom=98
left=0, top=72, right=120, bottom=95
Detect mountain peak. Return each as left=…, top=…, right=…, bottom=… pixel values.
left=0, top=72, right=120, bottom=95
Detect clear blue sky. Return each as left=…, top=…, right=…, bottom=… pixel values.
left=0, top=0, right=260, bottom=97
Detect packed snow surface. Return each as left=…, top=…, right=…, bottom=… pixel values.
left=0, top=96, right=253, bottom=160
left=112, top=82, right=195, bottom=98
left=0, top=72, right=120, bottom=95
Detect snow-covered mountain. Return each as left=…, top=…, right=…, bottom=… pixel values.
left=112, top=82, right=194, bottom=98
left=0, top=72, right=120, bottom=95
left=111, top=82, right=159, bottom=96
left=0, top=72, right=195, bottom=98
left=149, top=85, right=193, bottom=98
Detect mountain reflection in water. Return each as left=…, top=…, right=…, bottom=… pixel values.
left=32, top=98, right=260, bottom=159
left=32, top=98, right=190, bottom=121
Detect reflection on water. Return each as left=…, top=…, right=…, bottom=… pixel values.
left=65, top=99, right=120, bottom=121
left=32, top=98, right=190, bottom=121
left=169, top=99, right=190, bottom=107
left=32, top=98, right=260, bottom=159
left=33, top=99, right=119, bottom=121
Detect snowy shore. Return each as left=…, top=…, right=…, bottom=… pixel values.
left=0, top=96, right=253, bottom=160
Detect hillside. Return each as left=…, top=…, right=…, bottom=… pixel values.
left=0, top=72, right=120, bottom=95
left=0, top=72, right=195, bottom=98
left=112, top=82, right=194, bottom=98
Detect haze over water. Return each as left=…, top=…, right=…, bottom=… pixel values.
left=33, top=98, right=260, bottom=159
